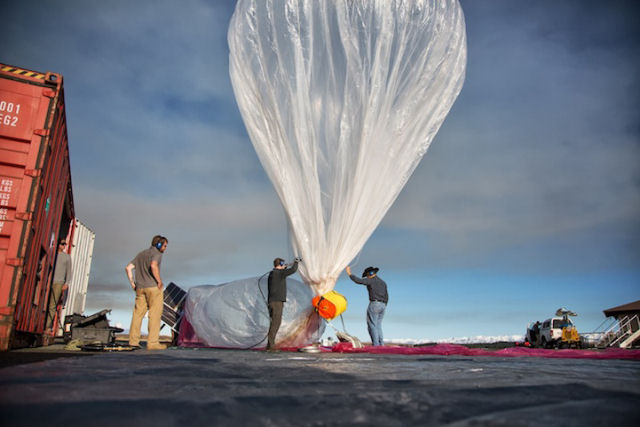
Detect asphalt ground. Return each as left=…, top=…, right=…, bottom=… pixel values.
left=1, top=344, right=639, bottom=427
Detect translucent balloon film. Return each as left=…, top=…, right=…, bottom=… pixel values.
left=183, top=277, right=324, bottom=348
left=229, top=0, right=467, bottom=294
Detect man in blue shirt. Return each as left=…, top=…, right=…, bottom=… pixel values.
left=346, top=265, right=388, bottom=346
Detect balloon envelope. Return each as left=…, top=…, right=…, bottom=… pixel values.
left=182, top=277, right=324, bottom=348
left=229, top=0, right=467, bottom=294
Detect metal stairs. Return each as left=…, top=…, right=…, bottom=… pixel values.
left=597, top=314, right=640, bottom=348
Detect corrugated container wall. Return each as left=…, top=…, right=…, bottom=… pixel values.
left=56, top=219, right=95, bottom=336
left=0, top=64, right=75, bottom=350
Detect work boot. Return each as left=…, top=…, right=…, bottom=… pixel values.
left=147, top=343, right=167, bottom=350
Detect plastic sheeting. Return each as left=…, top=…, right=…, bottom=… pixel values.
left=178, top=276, right=324, bottom=349
left=330, top=342, right=640, bottom=360
left=229, top=0, right=467, bottom=294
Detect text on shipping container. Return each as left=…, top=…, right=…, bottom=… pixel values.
left=0, top=101, right=22, bottom=127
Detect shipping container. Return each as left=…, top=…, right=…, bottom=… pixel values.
left=0, top=63, right=75, bottom=350
left=56, top=219, right=95, bottom=336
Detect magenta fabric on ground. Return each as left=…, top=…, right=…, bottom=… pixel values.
left=330, top=342, right=640, bottom=360
left=178, top=318, right=639, bottom=360
left=177, top=317, right=208, bottom=347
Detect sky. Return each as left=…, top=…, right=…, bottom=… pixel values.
left=2, top=0, right=639, bottom=342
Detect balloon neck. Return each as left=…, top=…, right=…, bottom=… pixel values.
left=306, top=277, right=337, bottom=296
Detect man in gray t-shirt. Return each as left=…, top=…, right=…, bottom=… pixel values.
left=46, top=239, right=73, bottom=330
left=125, top=235, right=168, bottom=350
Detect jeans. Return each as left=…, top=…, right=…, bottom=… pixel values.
left=367, top=301, right=386, bottom=346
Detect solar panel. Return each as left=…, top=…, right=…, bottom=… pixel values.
left=162, top=282, right=187, bottom=332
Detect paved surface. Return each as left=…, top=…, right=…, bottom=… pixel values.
left=1, top=345, right=639, bottom=426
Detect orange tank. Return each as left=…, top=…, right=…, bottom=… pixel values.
left=312, top=290, right=347, bottom=320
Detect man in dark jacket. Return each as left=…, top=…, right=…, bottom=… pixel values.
left=266, top=257, right=299, bottom=351
left=346, top=265, right=388, bottom=346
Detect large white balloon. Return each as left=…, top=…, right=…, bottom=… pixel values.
left=229, top=0, right=467, bottom=294
left=182, top=277, right=323, bottom=348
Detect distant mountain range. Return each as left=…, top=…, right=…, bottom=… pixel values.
left=389, top=335, right=525, bottom=345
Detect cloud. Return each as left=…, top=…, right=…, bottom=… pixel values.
left=75, top=184, right=292, bottom=286
left=84, top=282, right=133, bottom=312
left=2, top=1, right=639, bottom=340
left=380, top=0, right=640, bottom=262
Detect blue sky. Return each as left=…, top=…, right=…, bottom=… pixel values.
left=2, top=1, right=638, bottom=342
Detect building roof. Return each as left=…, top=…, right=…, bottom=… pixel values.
left=603, top=300, right=640, bottom=317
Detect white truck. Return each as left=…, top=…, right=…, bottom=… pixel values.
left=526, top=308, right=583, bottom=349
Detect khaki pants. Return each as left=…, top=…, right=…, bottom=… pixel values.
left=46, top=282, right=65, bottom=330
left=129, top=286, right=164, bottom=346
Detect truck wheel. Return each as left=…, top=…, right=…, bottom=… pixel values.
left=541, top=338, right=547, bottom=349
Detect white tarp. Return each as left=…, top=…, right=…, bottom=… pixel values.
left=184, top=276, right=325, bottom=348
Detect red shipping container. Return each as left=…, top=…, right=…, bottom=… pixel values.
left=0, top=64, right=75, bottom=350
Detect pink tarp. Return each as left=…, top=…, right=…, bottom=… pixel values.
left=177, top=317, right=203, bottom=347
left=179, top=318, right=640, bottom=360
left=178, top=314, right=639, bottom=360
left=328, top=342, right=640, bottom=360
